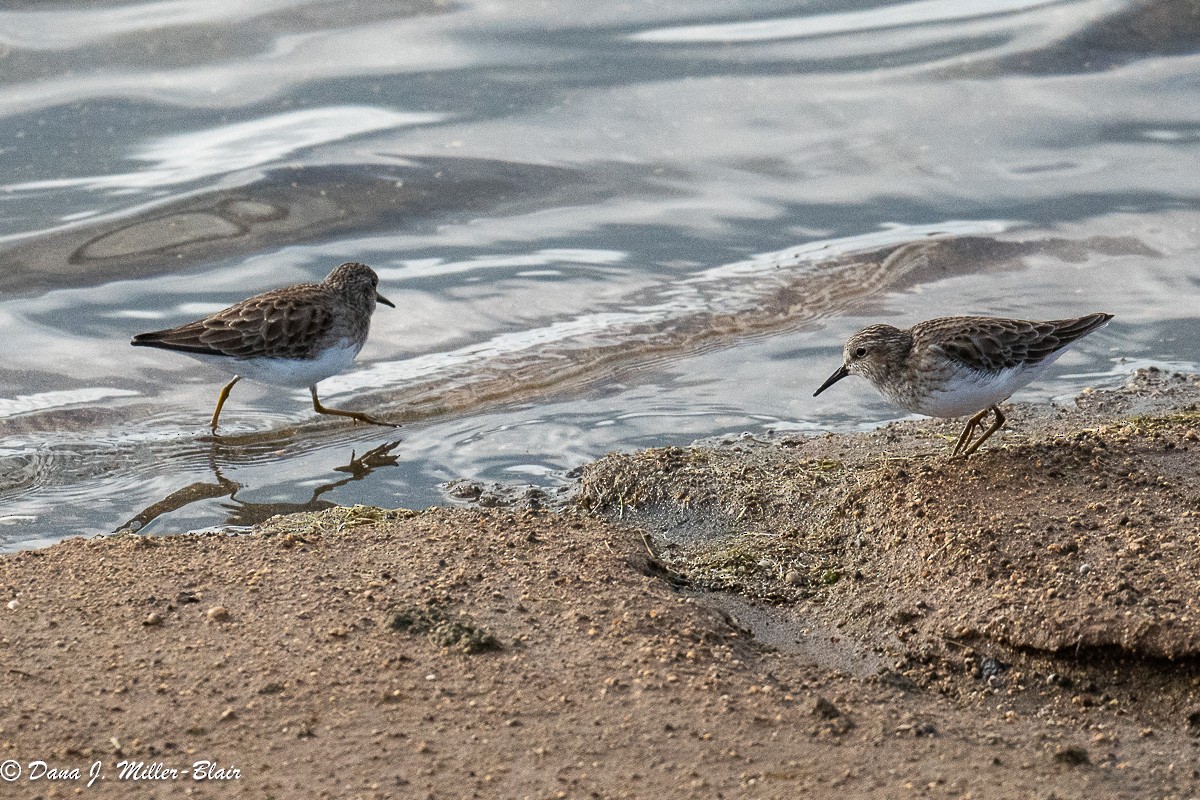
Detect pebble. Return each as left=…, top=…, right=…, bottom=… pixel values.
left=1052, top=745, right=1090, bottom=766
left=143, top=612, right=162, bottom=626
left=979, top=657, right=1009, bottom=681
left=809, top=696, right=841, bottom=719
left=206, top=606, right=229, bottom=621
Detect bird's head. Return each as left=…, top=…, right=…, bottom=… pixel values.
left=813, top=324, right=911, bottom=396
left=326, top=262, right=394, bottom=309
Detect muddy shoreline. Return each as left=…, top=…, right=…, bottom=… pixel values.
left=1, top=368, right=1199, bottom=798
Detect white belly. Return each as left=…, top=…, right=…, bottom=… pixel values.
left=896, top=361, right=1053, bottom=418
left=188, top=341, right=362, bottom=388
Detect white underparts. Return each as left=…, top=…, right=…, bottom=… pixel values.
left=885, top=353, right=1066, bottom=418
left=185, top=340, right=362, bottom=388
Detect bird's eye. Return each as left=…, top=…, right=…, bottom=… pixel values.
left=854, top=346, right=867, bottom=358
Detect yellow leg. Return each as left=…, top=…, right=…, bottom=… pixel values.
left=310, top=386, right=400, bottom=429
left=951, top=407, right=989, bottom=457
left=960, top=405, right=1006, bottom=457
left=211, top=376, right=241, bottom=432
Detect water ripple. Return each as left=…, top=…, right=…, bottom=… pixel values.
left=632, top=0, right=1078, bottom=43
left=0, top=388, right=140, bottom=419
left=3, top=107, right=444, bottom=194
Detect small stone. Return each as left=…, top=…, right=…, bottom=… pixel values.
left=143, top=612, right=162, bottom=626
left=1045, top=673, right=1073, bottom=689
left=1052, top=745, right=1090, bottom=765
left=206, top=606, right=229, bottom=621
left=979, top=657, right=1009, bottom=681
left=809, top=696, right=840, bottom=719
left=219, top=707, right=237, bottom=721
left=784, top=570, right=804, bottom=586
left=447, top=481, right=483, bottom=500
left=5, top=600, right=17, bottom=610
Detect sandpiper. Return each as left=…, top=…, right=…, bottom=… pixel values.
left=132, top=261, right=399, bottom=432
left=813, top=313, right=1113, bottom=456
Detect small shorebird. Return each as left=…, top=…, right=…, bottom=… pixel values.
left=132, top=261, right=399, bottom=432
left=813, top=313, right=1113, bottom=457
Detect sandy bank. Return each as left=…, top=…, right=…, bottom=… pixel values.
left=1, top=369, right=1198, bottom=798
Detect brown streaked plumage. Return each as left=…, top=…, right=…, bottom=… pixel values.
left=131, top=261, right=399, bottom=432
left=814, top=313, right=1113, bottom=457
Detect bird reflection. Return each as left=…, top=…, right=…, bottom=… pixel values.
left=116, top=440, right=402, bottom=533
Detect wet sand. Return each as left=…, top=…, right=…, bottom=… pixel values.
left=1, top=369, right=1199, bottom=798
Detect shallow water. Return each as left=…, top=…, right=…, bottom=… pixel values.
left=1, top=0, right=1199, bottom=548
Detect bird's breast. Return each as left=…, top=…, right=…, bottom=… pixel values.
left=896, top=363, right=1049, bottom=418
left=189, top=339, right=363, bottom=388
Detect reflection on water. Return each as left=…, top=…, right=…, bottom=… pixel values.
left=117, top=440, right=402, bottom=533
left=0, top=0, right=1198, bottom=548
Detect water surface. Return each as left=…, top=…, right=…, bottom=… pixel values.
left=1, top=0, right=1198, bottom=547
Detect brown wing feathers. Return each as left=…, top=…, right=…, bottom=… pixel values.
left=131, top=287, right=335, bottom=360
left=921, top=313, right=1112, bottom=372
